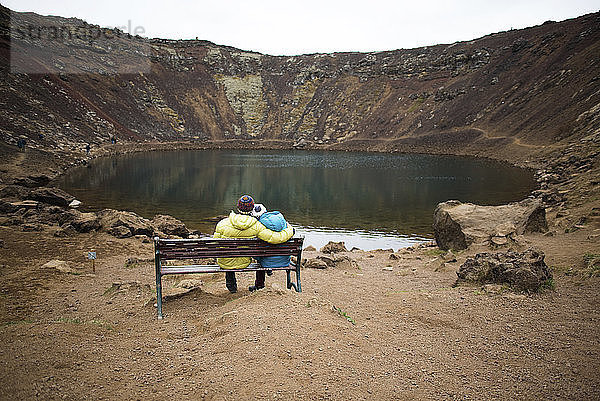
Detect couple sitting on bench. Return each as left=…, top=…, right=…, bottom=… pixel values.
left=213, top=194, right=295, bottom=293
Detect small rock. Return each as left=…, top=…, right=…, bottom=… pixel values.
left=316, top=255, right=336, bottom=268
left=320, top=241, right=348, bottom=254
left=108, top=225, right=132, bottom=238
left=389, top=253, right=400, bottom=260
left=54, top=224, right=77, bottom=237
left=304, top=258, right=328, bottom=269
left=269, top=282, right=286, bottom=294
left=383, top=266, right=394, bottom=271
left=69, top=199, right=82, bottom=208
left=490, top=236, right=509, bottom=246
left=304, top=245, right=316, bottom=252
left=10, top=200, right=39, bottom=209
left=178, top=279, right=203, bottom=289
left=42, top=260, right=77, bottom=274
left=22, top=223, right=43, bottom=232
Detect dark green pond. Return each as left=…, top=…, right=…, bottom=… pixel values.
left=55, top=149, right=536, bottom=250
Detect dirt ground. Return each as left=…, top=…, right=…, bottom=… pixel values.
left=0, top=144, right=599, bottom=400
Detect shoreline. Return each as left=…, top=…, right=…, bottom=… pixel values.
left=48, top=141, right=538, bottom=250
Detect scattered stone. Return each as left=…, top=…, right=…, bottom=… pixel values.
left=383, top=266, right=394, bottom=271
left=433, top=199, right=548, bottom=250
left=68, top=199, right=82, bottom=208
left=22, top=223, right=42, bottom=232
left=268, top=282, right=286, bottom=294
left=389, top=253, right=400, bottom=260
left=304, top=258, right=328, bottom=269
left=125, top=258, right=139, bottom=267
left=320, top=241, right=348, bottom=254
left=0, top=239, right=3, bottom=248
left=490, top=236, right=510, bottom=246
left=303, top=245, right=316, bottom=252
left=442, top=250, right=457, bottom=263
left=177, top=279, right=204, bottom=289
left=10, top=200, right=39, bottom=209
left=317, top=255, right=336, bottom=268
left=42, top=260, right=77, bottom=274
left=108, top=225, right=132, bottom=238
left=456, top=249, right=552, bottom=292
left=54, top=224, right=77, bottom=237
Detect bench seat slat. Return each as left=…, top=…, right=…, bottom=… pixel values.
left=160, top=249, right=300, bottom=259
left=161, top=263, right=296, bottom=275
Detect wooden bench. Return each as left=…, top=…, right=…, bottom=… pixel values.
left=154, top=237, right=304, bottom=318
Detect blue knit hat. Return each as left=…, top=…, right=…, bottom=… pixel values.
left=236, top=195, right=255, bottom=214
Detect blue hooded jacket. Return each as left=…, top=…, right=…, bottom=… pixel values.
left=257, top=211, right=292, bottom=268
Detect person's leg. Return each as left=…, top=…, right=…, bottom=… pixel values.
left=249, top=271, right=265, bottom=292
left=225, top=271, right=237, bottom=293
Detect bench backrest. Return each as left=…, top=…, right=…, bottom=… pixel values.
left=155, top=237, right=304, bottom=260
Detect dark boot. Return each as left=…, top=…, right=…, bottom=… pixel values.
left=225, top=271, right=237, bottom=293
left=249, top=271, right=266, bottom=292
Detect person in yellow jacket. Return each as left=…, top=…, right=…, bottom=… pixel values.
left=213, top=195, right=294, bottom=293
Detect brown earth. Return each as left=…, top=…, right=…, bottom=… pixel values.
left=0, top=142, right=599, bottom=400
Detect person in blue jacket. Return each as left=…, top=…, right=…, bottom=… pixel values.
left=250, top=203, right=293, bottom=291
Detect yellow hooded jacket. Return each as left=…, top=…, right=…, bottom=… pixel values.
left=213, top=211, right=294, bottom=269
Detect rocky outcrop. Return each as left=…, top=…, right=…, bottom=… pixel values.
left=97, top=209, right=154, bottom=238
left=456, top=249, right=552, bottom=292
left=28, top=187, right=75, bottom=208
left=433, top=199, right=547, bottom=250
left=1, top=5, right=599, bottom=164
left=151, top=214, right=190, bottom=238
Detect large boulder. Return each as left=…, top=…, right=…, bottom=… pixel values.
left=28, top=187, right=75, bottom=207
left=433, top=199, right=547, bottom=250
left=98, top=209, right=153, bottom=238
left=151, top=214, right=190, bottom=238
left=456, top=249, right=552, bottom=292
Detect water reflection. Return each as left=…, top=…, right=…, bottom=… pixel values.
left=55, top=149, right=536, bottom=250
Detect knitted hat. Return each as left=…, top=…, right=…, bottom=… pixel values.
left=251, top=203, right=267, bottom=218
left=236, top=195, right=255, bottom=214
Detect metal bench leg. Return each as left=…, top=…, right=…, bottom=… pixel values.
left=155, top=249, right=163, bottom=319
left=286, top=268, right=301, bottom=292
left=296, top=265, right=302, bottom=292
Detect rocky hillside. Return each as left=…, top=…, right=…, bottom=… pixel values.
left=0, top=6, right=599, bottom=163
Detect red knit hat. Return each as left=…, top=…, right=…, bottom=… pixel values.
left=236, top=195, right=255, bottom=214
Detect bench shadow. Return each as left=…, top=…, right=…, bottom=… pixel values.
left=163, top=287, right=245, bottom=311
